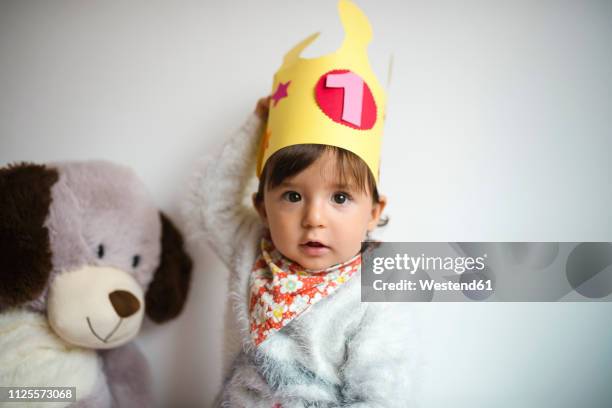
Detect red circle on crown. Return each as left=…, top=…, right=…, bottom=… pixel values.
left=314, top=69, right=377, bottom=130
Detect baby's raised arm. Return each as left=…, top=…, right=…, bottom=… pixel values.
left=183, top=98, right=269, bottom=271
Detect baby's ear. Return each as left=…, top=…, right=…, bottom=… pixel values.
left=145, top=212, right=193, bottom=323
left=251, top=192, right=268, bottom=226
left=368, top=194, right=387, bottom=231
left=0, top=162, right=58, bottom=307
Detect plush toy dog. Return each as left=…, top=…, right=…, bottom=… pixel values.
left=0, top=161, right=192, bottom=407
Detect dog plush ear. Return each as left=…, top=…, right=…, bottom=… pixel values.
left=145, top=212, right=192, bottom=323
left=0, top=162, right=59, bottom=307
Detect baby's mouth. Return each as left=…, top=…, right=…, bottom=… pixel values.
left=299, top=241, right=331, bottom=256
left=302, top=241, right=328, bottom=248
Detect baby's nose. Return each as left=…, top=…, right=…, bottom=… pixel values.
left=302, top=201, right=326, bottom=228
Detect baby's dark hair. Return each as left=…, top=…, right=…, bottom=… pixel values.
left=254, top=144, right=388, bottom=250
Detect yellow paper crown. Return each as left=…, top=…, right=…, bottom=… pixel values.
left=256, top=0, right=386, bottom=185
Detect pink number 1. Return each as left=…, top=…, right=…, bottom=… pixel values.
left=325, top=72, right=364, bottom=126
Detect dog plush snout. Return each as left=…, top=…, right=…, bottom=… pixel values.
left=48, top=265, right=145, bottom=348
left=109, top=290, right=140, bottom=318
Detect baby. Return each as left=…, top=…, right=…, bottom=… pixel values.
left=184, top=1, right=416, bottom=406
left=185, top=99, right=415, bottom=407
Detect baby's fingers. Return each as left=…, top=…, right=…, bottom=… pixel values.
left=255, top=96, right=271, bottom=120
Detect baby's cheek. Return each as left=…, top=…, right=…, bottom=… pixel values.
left=346, top=218, right=368, bottom=239
left=337, top=233, right=362, bottom=256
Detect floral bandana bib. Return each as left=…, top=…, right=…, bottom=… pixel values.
left=248, top=232, right=361, bottom=346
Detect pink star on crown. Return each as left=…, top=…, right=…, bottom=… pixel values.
left=271, top=81, right=291, bottom=107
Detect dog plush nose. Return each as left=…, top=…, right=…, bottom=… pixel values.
left=109, top=290, right=141, bottom=317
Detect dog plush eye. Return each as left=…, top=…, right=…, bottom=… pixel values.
left=97, top=244, right=105, bottom=259
left=132, top=255, right=141, bottom=268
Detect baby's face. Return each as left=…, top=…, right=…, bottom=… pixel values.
left=253, top=151, right=386, bottom=271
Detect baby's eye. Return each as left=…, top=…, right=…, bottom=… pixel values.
left=333, top=192, right=351, bottom=204
left=283, top=191, right=301, bottom=202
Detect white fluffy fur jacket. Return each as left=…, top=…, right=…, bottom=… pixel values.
left=184, top=113, right=419, bottom=407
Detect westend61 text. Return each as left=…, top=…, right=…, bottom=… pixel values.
left=373, top=279, right=493, bottom=292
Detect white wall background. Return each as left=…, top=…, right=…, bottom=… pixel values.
left=1, top=1, right=612, bottom=407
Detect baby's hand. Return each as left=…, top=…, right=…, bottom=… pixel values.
left=255, top=96, right=271, bottom=121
